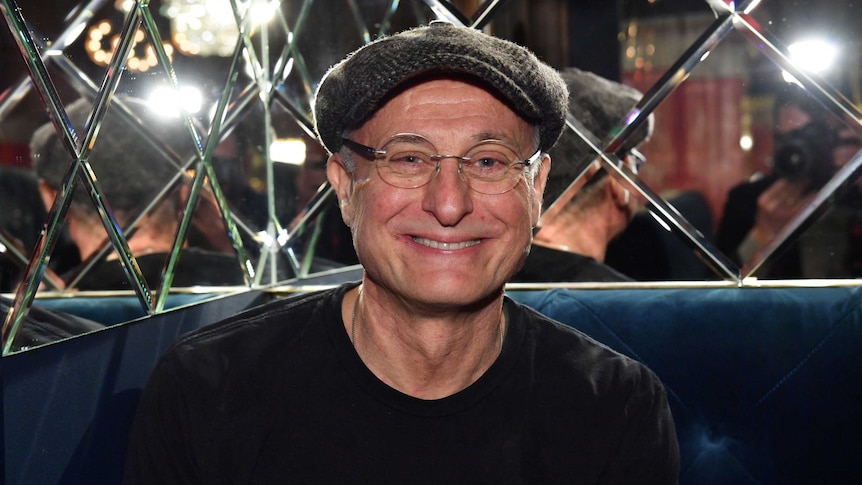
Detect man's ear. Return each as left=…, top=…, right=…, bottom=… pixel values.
left=530, top=154, right=551, bottom=226
left=326, top=153, right=355, bottom=226
left=37, top=179, right=59, bottom=211
left=607, top=176, right=630, bottom=209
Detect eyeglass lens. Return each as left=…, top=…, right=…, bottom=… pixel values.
left=346, top=137, right=534, bottom=195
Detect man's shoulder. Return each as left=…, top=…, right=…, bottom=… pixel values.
left=163, top=286, right=341, bottom=367
left=515, top=246, right=632, bottom=283
left=512, top=299, right=660, bottom=390
left=509, top=300, right=677, bottom=478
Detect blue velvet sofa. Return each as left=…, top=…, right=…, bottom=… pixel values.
left=3, top=285, right=861, bottom=484
left=510, top=286, right=862, bottom=484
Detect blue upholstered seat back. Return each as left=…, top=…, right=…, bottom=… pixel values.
left=510, top=286, right=862, bottom=484
left=3, top=291, right=267, bottom=485
left=3, top=286, right=860, bottom=484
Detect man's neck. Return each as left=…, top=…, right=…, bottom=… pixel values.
left=342, top=283, right=505, bottom=400
left=535, top=210, right=610, bottom=262
left=72, top=213, right=178, bottom=262
left=106, top=228, right=177, bottom=261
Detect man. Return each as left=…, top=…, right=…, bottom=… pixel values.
left=30, top=97, right=246, bottom=290
left=0, top=165, right=79, bottom=292
left=514, top=67, right=653, bottom=283
left=124, top=22, right=679, bottom=483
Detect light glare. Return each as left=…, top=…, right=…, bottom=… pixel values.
left=250, top=2, right=278, bottom=25
left=271, top=138, right=307, bottom=165
left=789, top=39, right=838, bottom=74
left=148, top=86, right=203, bottom=117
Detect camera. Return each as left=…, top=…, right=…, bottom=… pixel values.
left=772, top=121, right=838, bottom=189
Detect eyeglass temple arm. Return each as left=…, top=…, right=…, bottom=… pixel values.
left=342, top=138, right=385, bottom=157
left=524, top=149, right=545, bottom=168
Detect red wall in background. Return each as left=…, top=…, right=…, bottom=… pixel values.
left=624, top=71, right=752, bottom=229
left=0, top=142, right=32, bottom=168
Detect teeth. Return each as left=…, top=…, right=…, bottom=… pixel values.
left=412, top=236, right=481, bottom=250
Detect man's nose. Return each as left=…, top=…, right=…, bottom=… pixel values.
left=421, top=158, right=473, bottom=226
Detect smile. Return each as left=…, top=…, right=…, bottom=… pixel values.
left=412, top=236, right=482, bottom=250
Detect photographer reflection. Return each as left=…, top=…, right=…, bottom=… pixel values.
left=717, top=85, right=862, bottom=278
left=30, top=97, right=246, bottom=290
left=514, top=68, right=652, bottom=283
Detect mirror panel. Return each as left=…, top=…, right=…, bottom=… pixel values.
left=600, top=2, right=862, bottom=282
left=3, top=0, right=862, bottom=354
left=748, top=0, right=862, bottom=104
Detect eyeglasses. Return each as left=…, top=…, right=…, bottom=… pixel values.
left=341, top=134, right=542, bottom=195
left=627, top=148, right=647, bottom=173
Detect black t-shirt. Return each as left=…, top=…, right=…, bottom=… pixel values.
left=514, top=245, right=633, bottom=283
left=124, top=284, right=679, bottom=484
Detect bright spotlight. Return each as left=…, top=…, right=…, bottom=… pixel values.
left=148, top=85, right=203, bottom=117
left=782, top=38, right=839, bottom=84
left=250, top=1, right=278, bottom=25
left=270, top=138, right=307, bottom=165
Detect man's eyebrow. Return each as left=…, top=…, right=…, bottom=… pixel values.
left=472, top=131, right=511, bottom=142
left=386, top=133, right=435, bottom=146
left=470, top=131, right=523, bottom=149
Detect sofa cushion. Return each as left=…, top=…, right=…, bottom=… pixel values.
left=509, top=286, right=862, bottom=484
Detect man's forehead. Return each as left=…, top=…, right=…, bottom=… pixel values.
left=355, top=79, right=536, bottom=145
left=378, top=76, right=519, bottom=112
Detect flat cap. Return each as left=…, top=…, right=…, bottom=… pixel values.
left=30, top=97, right=192, bottom=213
left=543, top=67, right=653, bottom=207
left=313, top=21, right=569, bottom=154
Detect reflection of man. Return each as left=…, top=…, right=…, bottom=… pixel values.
left=124, top=22, right=679, bottom=483
left=30, top=97, right=245, bottom=290
left=514, top=67, right=652, bottom=282
left=716, top=86, right=862, bottom=278
left=0, top=165, right=79, bottom=292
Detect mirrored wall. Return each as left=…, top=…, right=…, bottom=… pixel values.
left=1, top=0, right=861, bottom=353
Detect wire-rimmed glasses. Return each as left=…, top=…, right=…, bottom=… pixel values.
left=341, top=134, right=542, bottom=195
left=627, top=148, right=647, bottom=173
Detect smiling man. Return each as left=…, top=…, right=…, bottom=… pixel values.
left=124, top=22, right=679, bottom=484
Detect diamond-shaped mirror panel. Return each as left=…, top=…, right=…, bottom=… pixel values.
left=4, top=0, right=862, bottom=353
left=748, top=0, right=862, bottom=104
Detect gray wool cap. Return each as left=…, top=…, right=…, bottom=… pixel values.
left=30, top=97, right=193, bottom=214
left=313, top=21, right=569, bottom=154
left=542, top=67, right=653, bottom=207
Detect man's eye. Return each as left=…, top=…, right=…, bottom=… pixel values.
left=471, top=156, right=508, bottom=171
left=389, top=153, right=426, bottom=164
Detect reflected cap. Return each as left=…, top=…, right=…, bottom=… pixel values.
left=313, top=21, right=569, bottom=155
left=542, top=67, right=653, bottom=207
left=30, top=97, right=192, bottom=213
